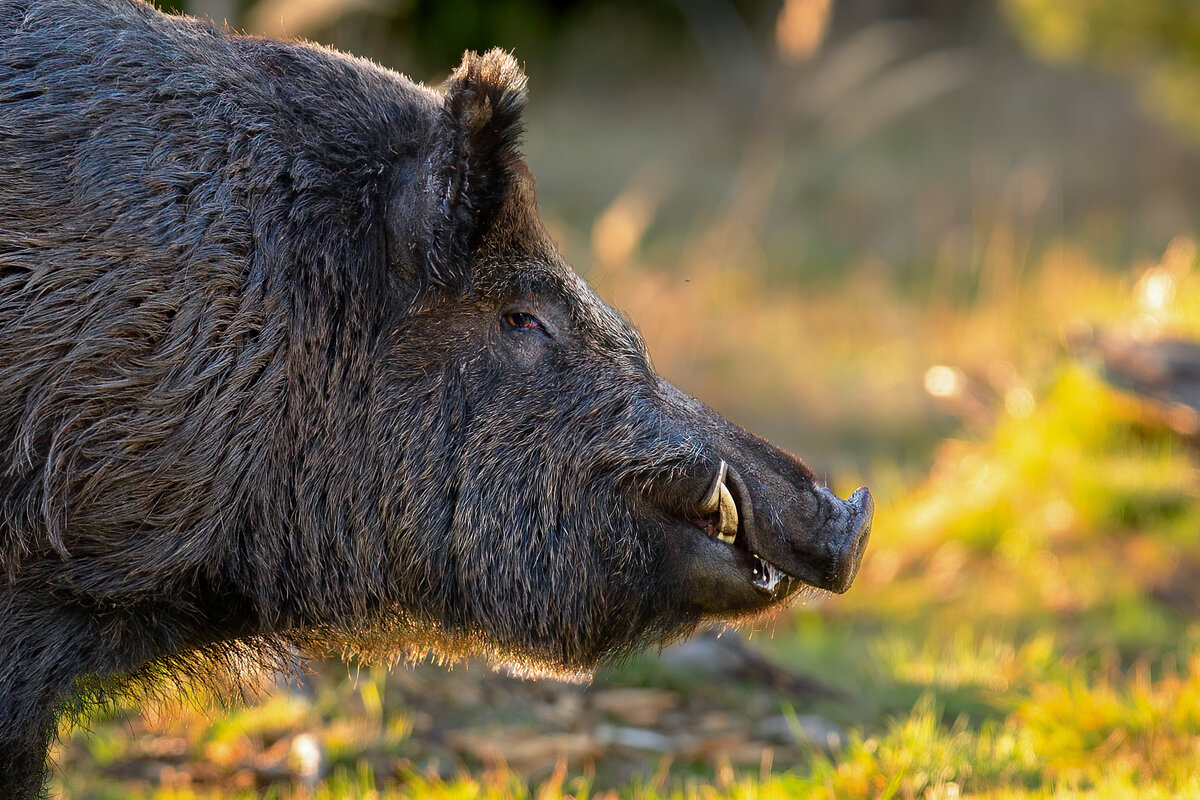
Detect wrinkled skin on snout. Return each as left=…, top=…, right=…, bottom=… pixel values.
left=0, top=2, right=869, bottom=794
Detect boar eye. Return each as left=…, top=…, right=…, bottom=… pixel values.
left=504, top=312, right=544, bottom=332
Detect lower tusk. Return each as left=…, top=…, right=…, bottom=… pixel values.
left=700, top=460, right=727, bottom=514
left=717, top=483, right=738, bottom=538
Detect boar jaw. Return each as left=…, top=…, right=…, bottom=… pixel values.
left=692, top=462, right=799, bottom=597
left=677, top=458, right=874, bottom=612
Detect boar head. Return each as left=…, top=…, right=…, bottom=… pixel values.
left=363, top=50, right=872, bottom=674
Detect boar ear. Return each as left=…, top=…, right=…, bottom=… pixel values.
left=390, top=49, right=527, bottom=295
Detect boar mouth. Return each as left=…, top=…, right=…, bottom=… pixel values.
left=685, top=459, right=873, bottom=602
left=695, top=461, right=793, bottom=595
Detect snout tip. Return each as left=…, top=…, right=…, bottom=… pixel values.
left=826, top=486, right=873, bottom=594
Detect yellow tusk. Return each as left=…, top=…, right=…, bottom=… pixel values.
left=718, top=483, right=738, bottom=536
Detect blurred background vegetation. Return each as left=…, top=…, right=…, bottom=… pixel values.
left=50, top=0, right=1200, bottom=797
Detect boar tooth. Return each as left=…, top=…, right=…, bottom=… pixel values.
left=717, top=483, right=738, bottom=538
left=700, top=460, right=727, bottom=514
left=717, top=531, right=736, bottom=545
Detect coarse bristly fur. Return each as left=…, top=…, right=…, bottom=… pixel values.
left=0, top=1, right=871, bottom=795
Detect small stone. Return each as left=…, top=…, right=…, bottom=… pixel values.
left=759, top=714, right=844, bottom=752
left=593, top=724, right=675, bottom=752
left=590, top=688, right=681, bottom=727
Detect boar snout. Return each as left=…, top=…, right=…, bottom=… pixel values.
left=651, top=382, right=872, bottom=615
left=729, top=460, right=873, bottom=598
left=808, top=485, right=873, bottom=593
left=690, top=461, right=872, bottom=595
